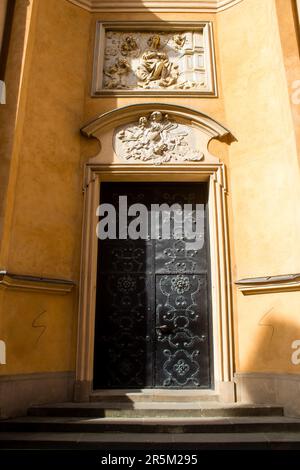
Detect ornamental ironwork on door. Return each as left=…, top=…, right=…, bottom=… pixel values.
left=93, top=182, right=212, bottom=389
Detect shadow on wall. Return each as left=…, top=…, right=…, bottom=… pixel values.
left=236, top=299, right=300, bottom=418
left=0, top=0, right=30, bottom=239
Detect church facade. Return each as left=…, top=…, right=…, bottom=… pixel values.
left=0, top=0, right=300, bottom=419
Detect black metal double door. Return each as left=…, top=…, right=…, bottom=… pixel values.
left=93, top=182, right=212, bottom=389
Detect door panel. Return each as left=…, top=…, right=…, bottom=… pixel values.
left=93, top=239, right=152, bottom=389
left=155, top=273, right=210, bottom=387
left=93, top=182, right=212, bottom=389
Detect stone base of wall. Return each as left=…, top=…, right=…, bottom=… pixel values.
left=235, top=372, right=300, bottom=418
left=0, top=371, right=75, bottom=418
left=3, top=371, right=299, bottom=418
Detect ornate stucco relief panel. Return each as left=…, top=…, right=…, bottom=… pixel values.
left=81, top=104, right=233, bottom=165
left=113, top=111, right=205, bottom=165
left=92, top=22, right=217, bottom=97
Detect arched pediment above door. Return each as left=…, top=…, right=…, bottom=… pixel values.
left=80, top=103, right=235, bottom=165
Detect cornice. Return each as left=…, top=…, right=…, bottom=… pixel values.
left=0, top=270, right=75, bottom=294
left=81, top=102, right=233, bottom=139
left=235, top=273, right=300, bottom=295
left=67, top=0, right=244, bottom=13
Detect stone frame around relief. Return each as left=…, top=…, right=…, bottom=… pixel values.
left=91, top=21, right=218, bottom=97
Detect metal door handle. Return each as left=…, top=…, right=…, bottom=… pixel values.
left=156, top=325, right=173, bottom=334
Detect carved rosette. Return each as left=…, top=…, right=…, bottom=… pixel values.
left=113, top=112, right=204, bottom=165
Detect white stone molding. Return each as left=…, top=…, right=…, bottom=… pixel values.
left=0, top=340, right=6, bottom=365
left=235, top=273, right=300, bottom=295
left=0, top=270, right=75, bottom=294
left=76, top=104, right=235, bottom=402
left=92, top=22, right=217, bottom=97
left=0, top=80, right=6, bottom=105
left=68, top=0, right=244, bottom=13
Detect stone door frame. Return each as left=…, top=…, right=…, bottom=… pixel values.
left=75, top=104, right=235, bottom=403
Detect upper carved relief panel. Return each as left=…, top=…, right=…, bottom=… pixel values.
left=92, top=22, right=217, bottom=97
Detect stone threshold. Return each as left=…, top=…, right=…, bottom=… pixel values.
left=90, top=389, right=220, bottom=403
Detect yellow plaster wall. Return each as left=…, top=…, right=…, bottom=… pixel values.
left=217, top=0, right=300, bottom=373
left=0, top=289, right=77, bottom=375
left=0, top=0, right=38, bottom=259
left=275, top=0, right=300, bottom=165
left=5, top=0, right=90, bottom=278
left=0, top=0, right=91, bottom=375
left=237, top=290, right=300, bottom=374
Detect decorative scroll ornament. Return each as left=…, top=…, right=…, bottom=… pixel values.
left=114, top=112, right=204, bottom=164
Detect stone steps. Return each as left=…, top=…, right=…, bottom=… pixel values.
left=1, top=430, right=300, bottom=450
left=1, top=415, right=300, bottom=434
left=27, top=402, right=284, bottom=418
left=3, top=401, right=300, bottom=449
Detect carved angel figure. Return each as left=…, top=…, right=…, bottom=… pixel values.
left=173, top=33, right=186, bottom=50
left=120, top=36, right=138, bottom=56
left=136, top=35, right=179, bottom=88
left=103, top=58, right=131, bottom=89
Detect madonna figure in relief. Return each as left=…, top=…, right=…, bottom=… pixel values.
left=136, top=35, right=179, bottom=88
